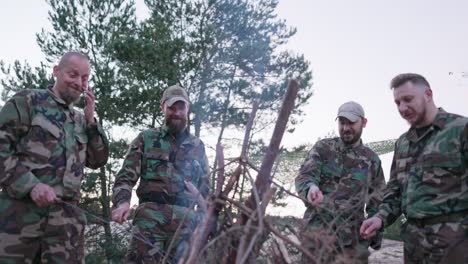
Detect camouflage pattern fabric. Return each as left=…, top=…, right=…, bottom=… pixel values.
left=0, top=88, right=109, bottom=263
left=112, top=127, right=210, bottom=263
left=401, top=220, right=468, bottom=264
left=295, top=138, right=386, bottom=263
left=376, top=109, right=468, bottom=263
left=0, top=194, right=86, bottom=263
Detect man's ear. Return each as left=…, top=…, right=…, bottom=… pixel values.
left=362, top=118, right=368, bottom=128
left=161, top=103, right=165, bottom=112
left=53, top=65, right=59, bottom=77
left=424, top=88, right=433, bottom=102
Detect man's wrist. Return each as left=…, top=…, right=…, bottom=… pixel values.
left=375, top=214, right=386, bottom=229
left=86, top=116, right=96, bottom=125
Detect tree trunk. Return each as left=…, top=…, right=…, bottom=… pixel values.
left=96, top=117, right=113, bottom=263
left=98, top=166, right=114, bottom=263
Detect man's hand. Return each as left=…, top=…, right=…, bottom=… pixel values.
left=360, top=216, right=383, bottom=239
left=30, top=183, right=57, bottom=207
left=84, top=85, right=96, bottom=125
left=307, top=185, right=323, bottom=206
left=111, top=202, right=130, bottom=224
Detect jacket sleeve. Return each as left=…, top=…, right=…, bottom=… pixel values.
left=375, top=149, right=402, bottom=227
left=111, top=132, right=144, bottom=207
left=0, top=92, right=41, bottom=198
left=198, top=142, right=211, bottom=198
left=85, top=121, right=109, bottom=169
left=366, top=158, right=386, bottom=218
left=295, top=141, right=325, bottom=202
left=367, top=158, right=387, bottom=249
left=463, top=123, right=468, bottom=166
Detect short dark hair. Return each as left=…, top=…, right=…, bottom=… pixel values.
left=58, top=51, right=89, bottom=69
left=390, top=73, right=430, bottom=89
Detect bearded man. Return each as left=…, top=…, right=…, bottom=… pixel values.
left=295, top=101, right=386, bottom=264
left=0, top=51, right=109, bottom=263
left=111, top=85, right=210, bottom=263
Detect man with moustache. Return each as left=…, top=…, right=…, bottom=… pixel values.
left=0, top=51, right=109, bottom=263
left=111, top=85, right=210, bottom=263
left=295, top=101, right=386, bottom=264
left=360, top=73, right=468, bottom=264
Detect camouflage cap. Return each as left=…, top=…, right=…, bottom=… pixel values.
left=336, top=101, right=365, bottom=122
left=162, top=85, right=189, bottom=106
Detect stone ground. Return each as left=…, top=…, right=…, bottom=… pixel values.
left=369, top=239, right=404, bottom=264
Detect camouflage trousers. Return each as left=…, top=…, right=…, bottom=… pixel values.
left=0, top=193, right=86, bottom=264
left=402, top=218, right=468, bottom=264
left=125, top=202, right=199, bottom=264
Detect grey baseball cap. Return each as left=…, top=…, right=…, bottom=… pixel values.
left=336, top=101, right=365, bottom=122
left=161, top=85, right=189, bottom=107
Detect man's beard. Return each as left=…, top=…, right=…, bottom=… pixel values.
left=340, top=128, right=362, bottom=146
left=60, top=88, right=81, bottom=105
left=408, top=106, right=427, bottom=128
left=165, top=116, right=187, bottom=135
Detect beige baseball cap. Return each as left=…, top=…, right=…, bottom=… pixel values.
left=336, top=101, right=365, bottom=122
left=161, top=85, right=189, bottom=107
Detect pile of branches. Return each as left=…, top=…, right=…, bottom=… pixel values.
left=179, top=80, right=349, bottom=264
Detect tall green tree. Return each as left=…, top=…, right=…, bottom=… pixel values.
left=0, top=61, right=53, bottom=100
left=112, top=0, right=314, bottom=139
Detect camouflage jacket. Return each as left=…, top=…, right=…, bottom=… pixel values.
left=0, top=88, right=109, bottom=200
left=295, top=138, right=386, bottom=246
left=377, top=109, right=468, bottom=226
left=112, top=126, right=210, bottom=208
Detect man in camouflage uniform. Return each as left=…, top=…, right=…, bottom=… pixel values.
left=0, top=51, right=109, bottom=263
left=295, top=101, right=386, bottom=264
left=111, top=85, right=210, bottom=263
left=361, top=73, right=468, bottom=264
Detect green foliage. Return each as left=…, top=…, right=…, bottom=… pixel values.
left=85, top=224, right=130, bottom=264
left=36, top=0, right=137, bottom=125
left=366, top=139, right=397, bottom=155
left=0, top=60, right=53, bottom=101
left=112, top=0, right=314, bottom=137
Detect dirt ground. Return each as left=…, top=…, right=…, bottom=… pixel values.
left=369, top=239, right=404, bottom=264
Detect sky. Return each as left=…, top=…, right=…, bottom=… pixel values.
left=1, top=0, right=467, bottom=149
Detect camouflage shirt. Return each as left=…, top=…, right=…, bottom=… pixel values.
left=0, top=88, right=109, bottom=200
left=377, top=109, right=468, bottom=226
left=295, top=138, right=386, bottom=246
left=112, top=126, right=210, bottom=208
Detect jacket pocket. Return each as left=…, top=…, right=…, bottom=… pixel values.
left=23, top=114, right=61, bottom=163
left=422, top=152, right=463, bottom=186
left=143, top=150, right=170, bottom=180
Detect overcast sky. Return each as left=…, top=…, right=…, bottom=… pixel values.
left=1, top=0, right=467, bottom=149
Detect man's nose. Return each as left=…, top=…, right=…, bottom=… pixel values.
left=173, top=109, right=182, bottom=116
left=74, top=78, right=82, bottom=88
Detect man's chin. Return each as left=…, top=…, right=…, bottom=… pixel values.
left=61, top=93, right=80, bottom=105
left=341, top=136, right=358, bottom=146
left=406, top=118, right=420, bottom=127
left=167, top=124, right=186, bottom=135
